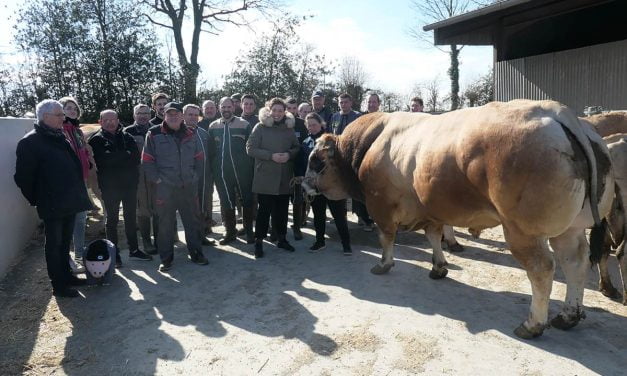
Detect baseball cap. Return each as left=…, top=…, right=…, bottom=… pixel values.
left=164, top=102, right=183, bottom=113
left=312, top=90, right=324, bottom=98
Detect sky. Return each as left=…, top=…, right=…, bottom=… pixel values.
left=0, top=0, right=493, bottom=99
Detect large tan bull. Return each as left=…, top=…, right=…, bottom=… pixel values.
left=303, top=100, right=614, bottom=339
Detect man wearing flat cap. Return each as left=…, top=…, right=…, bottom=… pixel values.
left=142, top=102, right=210, bottom=272
left=230, top=93, right=243, bottom=117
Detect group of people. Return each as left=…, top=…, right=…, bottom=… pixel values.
left=13, top=89, right=425, bottom=298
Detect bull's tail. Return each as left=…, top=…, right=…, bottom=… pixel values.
left=554, top=105, right=602, bottom=226
left=589, top=218, right=607, bottom=265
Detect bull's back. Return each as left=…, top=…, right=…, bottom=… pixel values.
left=364, top=101, right=597, bottom=235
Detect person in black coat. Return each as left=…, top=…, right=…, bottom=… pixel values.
left=14, top=99, right=94, bottom=298
left=89, top=110, right=152, bottom=266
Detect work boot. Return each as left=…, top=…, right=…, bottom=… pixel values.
left=219, top=209, right=238, bottom=245
left=254, top=239, right=264, bottom=259
left=189, top=250, right=209, bottom=265
left=243, top=206, right=255, bottom=244
left=277, top=235, right=295, bottom=252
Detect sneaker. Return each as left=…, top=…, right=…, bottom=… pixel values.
left=53, top=287, right=79, bottom=298
left=277, top=240, right=295, bottom=252
left=129, top=249, right=153, bottom=261
left=115, top=253, right=123, bottom=268
left=254, top=241, right=264, bottom=259
left=363, top=224, right=374, bottom=232
left=189, top=251, right=209, bottom=265
left=68, top=277, right=87, bottom=286
left=309, top=241, right=326, bottom=253
left=159, top=258, right=173, bottom=272
left=343, top=246, right=353, bottom=256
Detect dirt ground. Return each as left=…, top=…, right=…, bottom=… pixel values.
left=1, top=194, right=626, bottom=375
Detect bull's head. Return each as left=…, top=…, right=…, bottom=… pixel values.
left=302, top=134, right=350, bottom=200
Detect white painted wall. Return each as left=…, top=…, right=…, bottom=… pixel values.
left=0, top=118, right=39, bottom=278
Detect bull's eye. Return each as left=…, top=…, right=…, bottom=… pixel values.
left=309, top=155, right=326, bottom=174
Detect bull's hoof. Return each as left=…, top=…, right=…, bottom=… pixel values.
left=428, top=267, right=448, bottom=279
left=551, top=311, right=586, bottom=331
left=431, top=256, right=449, bottom=267
left=371, top=262, right=394, bottom=275
left=448, top=243, right=464, bottom=253
left=468, top=228, right=482, bottom=239
left=599, top=284, right=622, bottom=300
left=513, top=323, right=545, bottom=339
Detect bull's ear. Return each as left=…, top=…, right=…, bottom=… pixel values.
left=321, top=135, right=336, bottom=157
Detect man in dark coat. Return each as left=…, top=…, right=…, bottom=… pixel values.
left=89, top=110, right=152, bottom=267
left=14, top=99, right=93, bottom=298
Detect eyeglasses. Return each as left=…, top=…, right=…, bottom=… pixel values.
left=47, top=113, right=65, bottom=118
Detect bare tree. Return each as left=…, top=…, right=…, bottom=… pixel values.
left=141, top=0, right=277, bottom=103
left=338, top=56, right=369, bottom=110
left=423, top=76, right=443, bottom=112
left=409, top=0, right=474, bottom=111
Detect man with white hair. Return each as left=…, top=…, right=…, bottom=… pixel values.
left=14, top=99, right=94, bottom=298
left=89, top=109, right=152, bottom=267
left=298, top=102, right=312, bottom=120
left=198, top=99, right=219, bottom=131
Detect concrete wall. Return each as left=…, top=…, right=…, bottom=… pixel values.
left=0, top=118, right=39, bottom=278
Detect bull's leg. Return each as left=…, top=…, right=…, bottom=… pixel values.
left=370, top=228, right=397, bottom=275
left=617, top=242, right=627, bottom=305
left=442, top=225, right=464, bottom=253
left=548, top=228, right=589, bottom=331
left=425, top=225, right=449, bottom=279
left=503, top=224, right=554, bottom=339
left=598, top=239, right=621, bottom=299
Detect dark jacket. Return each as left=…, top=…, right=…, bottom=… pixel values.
left=295, top=131, right=323, bottom=177
left=149, top=116, right=163, bottom=126
left=293, top=117, right=308, bottom=143
left=14, top=122, right=93, bottom=219
left=142, top=122, right=204, bottom=187
left=88, top=126, right=140, bottom=191
left=246, top=108, right=301, bottom=195
left=316, top=106, right=334, bottom=127
left=198, top=115, right=220, bottom=131
left=330, top=110, right=361, bottom=135
left=242, top=114, right=259, bottom=130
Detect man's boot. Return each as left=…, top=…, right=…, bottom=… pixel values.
left=277, top=235, right=295, bottom=252
left=292, top=202, right=303, bottom=241
left=219, top=209, right=237, bottom=245
left=242, top=205, right=255, bottom=244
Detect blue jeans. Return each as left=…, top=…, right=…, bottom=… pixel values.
left=72, top=211, right=87, bottom=256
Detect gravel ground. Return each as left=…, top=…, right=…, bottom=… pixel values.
left=1, top=195, right=626, bottom=375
